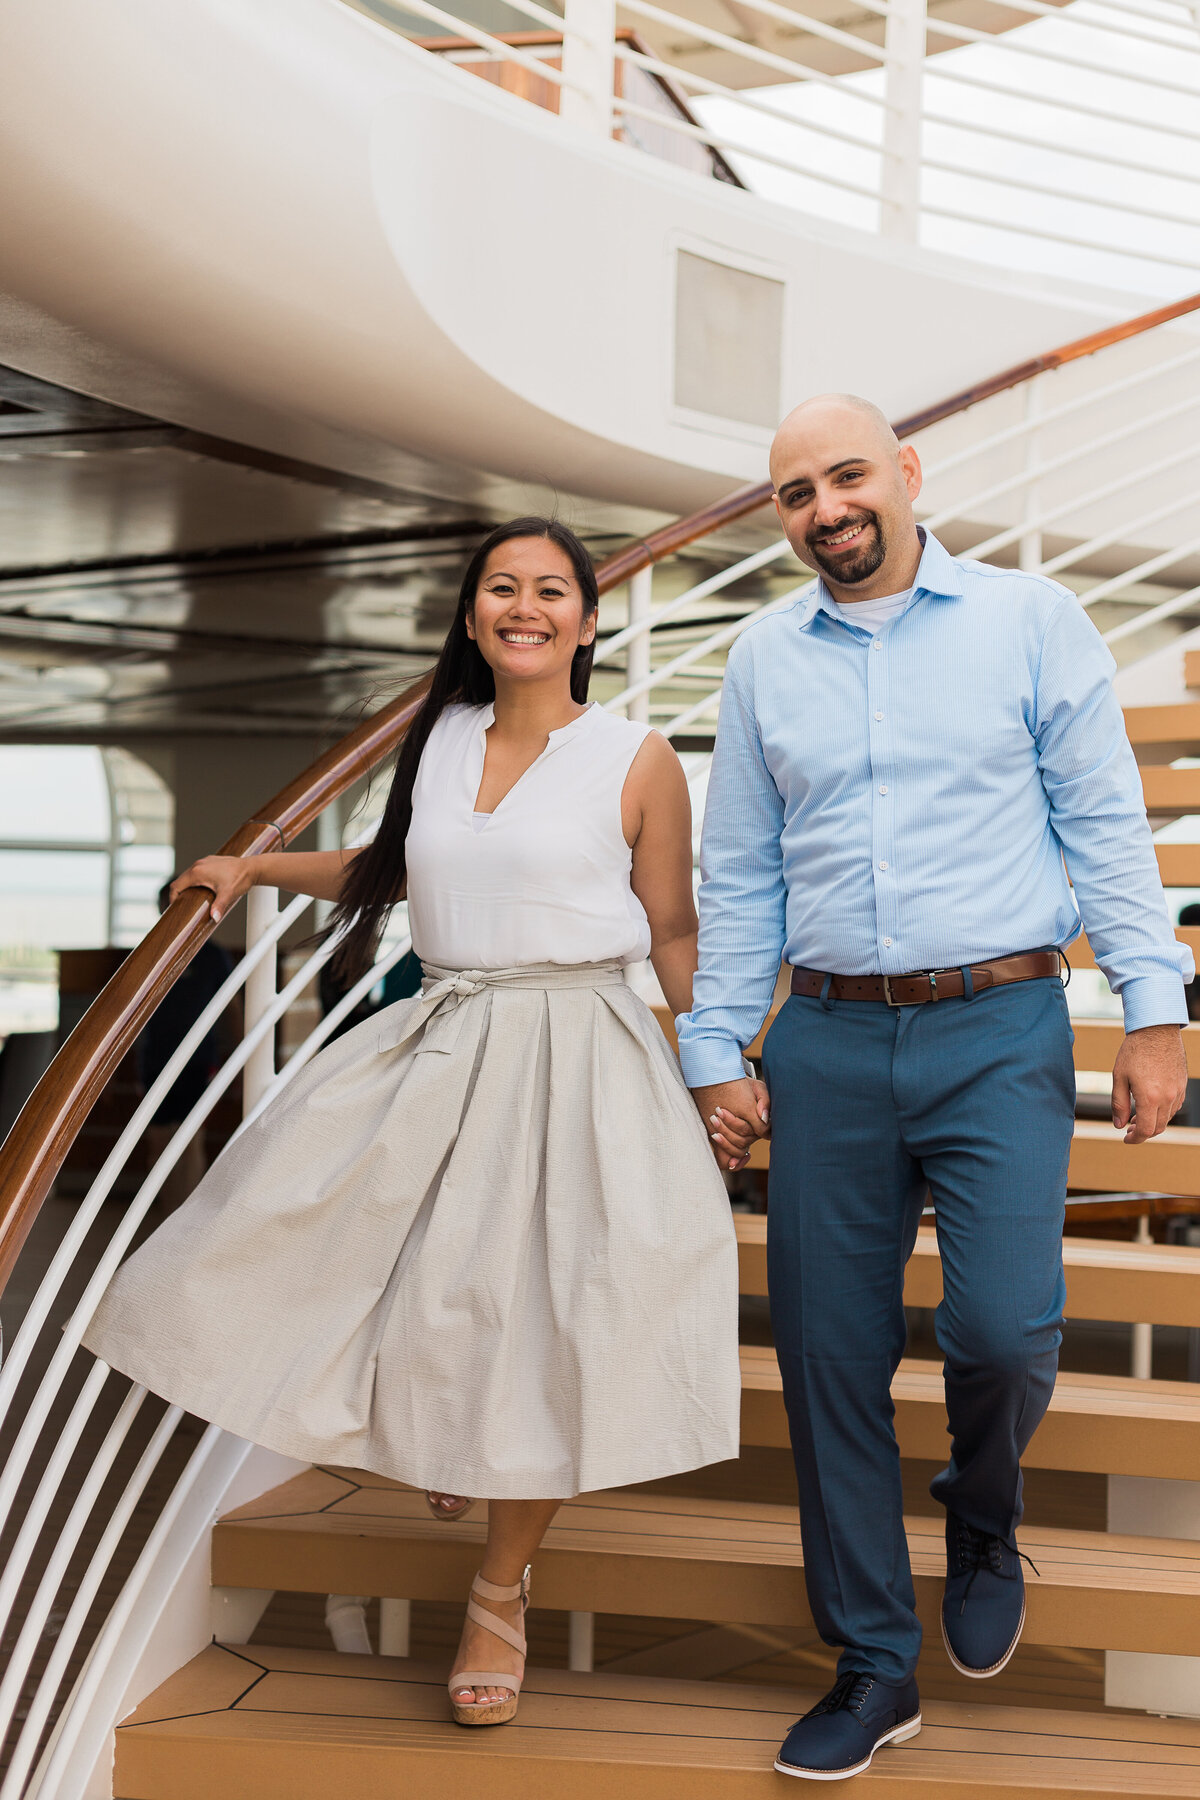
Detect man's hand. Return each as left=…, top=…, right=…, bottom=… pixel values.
left=691, top=1078, right=771, bottom=1172
left=1112, top=1024, right=1187, bottom=1143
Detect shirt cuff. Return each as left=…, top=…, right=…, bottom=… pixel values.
left=1119, top=975, right=1189, bottom=1034
left=677, top=1031, right=753, bottom=1089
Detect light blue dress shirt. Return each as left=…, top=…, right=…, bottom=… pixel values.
left=677, top=531, right=1192, bottom=1088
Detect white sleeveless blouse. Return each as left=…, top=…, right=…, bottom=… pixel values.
left=405, top=702, right=654, bottom=970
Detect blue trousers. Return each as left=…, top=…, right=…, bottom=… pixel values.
left=762, top=978, right=1075, bottom=1685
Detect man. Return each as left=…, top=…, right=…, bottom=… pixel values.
left=677, top=395, right=1190, bottom=1782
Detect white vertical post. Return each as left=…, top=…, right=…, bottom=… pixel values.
left=1018, top=375, right=1044, bottom=575
left=626, top=566, right=653, bottom=725
left=568, top=1610, right=595, bottom=1672
left=559, top=0, right=615, bottom=138
left=243, top=885, right=279, bottom=1115
left=1131, top=1214, right=1154, bottom=1380
left=880, top=0, right=925, bottom=241
left=314, top=795, right=342, bottom=932
left=380, top=1597, right=412, bottom=1658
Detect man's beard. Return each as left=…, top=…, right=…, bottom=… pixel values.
left=806, top=513, right=887, bottom=586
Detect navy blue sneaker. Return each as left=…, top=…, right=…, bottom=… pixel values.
left=774, top=1671, right=921, bottom=1780
left=941, top=1513, right=1032, bottom=1678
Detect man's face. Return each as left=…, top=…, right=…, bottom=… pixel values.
left=770, top=410, right=922, bottom=595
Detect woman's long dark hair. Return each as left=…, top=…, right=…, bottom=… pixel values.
left=328, top=516, right=599, bottom=980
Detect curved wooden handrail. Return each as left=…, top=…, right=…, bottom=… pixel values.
left=597, top=286, right=1200, bottom=589
left=2, top=284, right=1198, bottom=1293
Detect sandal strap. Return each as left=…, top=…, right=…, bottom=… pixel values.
left=451, top=1669, right=522, bottom=1696
left=471, top=1567, right=530, bottom=1605
left=465, top=1595, right=527, bottom=1656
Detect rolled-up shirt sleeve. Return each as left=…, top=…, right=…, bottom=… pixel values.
left=1035, top=597, right=1192, bottom=1032
left=676, top=637, right=788, bottom=1086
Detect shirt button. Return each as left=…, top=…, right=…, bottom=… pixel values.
left=884, top=937, right=893, bottom=947
left=879, top=785, right=888, bottom=795
left=873, top=640, right=882, bottom=652
left=874, top=711, right=884, bottom=721
left=879, top=860, right=889, bottom=871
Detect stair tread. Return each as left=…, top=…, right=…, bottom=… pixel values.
left=213, top=1474, right=1200, bottom=1654
left=736, top=1220, right=1200, bottom=1323
left=114, top=1643, right=1200, bottom=1797
left=740, top=1345, right=1200, bottom=1422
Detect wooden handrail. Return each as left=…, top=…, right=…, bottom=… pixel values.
left=0, top=676, right=431, bottom=1292
left=597, top=287, right=1200, bottom=590
left=2, top=284, right=1198, bottom=1293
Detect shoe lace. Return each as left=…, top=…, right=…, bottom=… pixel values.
left=803, top=1671, right=876, bottom=1720
left=954, top=1519, right=1040, bottom=1615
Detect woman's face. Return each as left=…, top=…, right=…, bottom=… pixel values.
left=466, top=538, right=594, bottom=689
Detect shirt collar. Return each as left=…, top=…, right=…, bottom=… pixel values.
left=795, top=528, right=964, bottom=632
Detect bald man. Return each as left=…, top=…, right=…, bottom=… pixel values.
left=676, top=395, right=1190, bottom=1781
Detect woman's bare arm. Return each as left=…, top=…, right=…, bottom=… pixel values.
left=625, top=735, right=767, bottom=1169
left=625, top=733, right=699, bottom=1020
left=170, top=848, right=364, bottom=924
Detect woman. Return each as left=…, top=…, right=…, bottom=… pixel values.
left=85, top=517, right=760, bottom=1726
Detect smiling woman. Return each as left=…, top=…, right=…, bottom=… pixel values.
left=84, top=514, right=752, bottom=1736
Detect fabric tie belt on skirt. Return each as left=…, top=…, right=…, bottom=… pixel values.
left=377, top=959, right=627, bottom=1057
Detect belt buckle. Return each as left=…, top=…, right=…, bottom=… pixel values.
left=883, top=970, right=936, bottom=1006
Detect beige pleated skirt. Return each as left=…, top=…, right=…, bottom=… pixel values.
left=84, top=961, right=741, bottom=1498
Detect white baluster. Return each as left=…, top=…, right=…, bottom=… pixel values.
left=626, top=566, right=653, bottom=725
left=559, top=0, right=615, bottom=139
left=1018, top=374, right=1044, bottom=575
left=568, top=1609, right=595, bottom=1672
left=881, top=0, right=925, bottom=241
left=243, top=885, right=279, bottom=1114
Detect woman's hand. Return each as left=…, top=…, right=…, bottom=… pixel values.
left=170, top=856, right=255, bottom=925
left=695, top=1076, right=771, bottom=1172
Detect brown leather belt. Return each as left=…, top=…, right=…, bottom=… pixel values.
left=790, top=949, right=1062, bottom=1007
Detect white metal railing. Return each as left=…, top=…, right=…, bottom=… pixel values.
left=354, top=0, right=1200, bottom=292
left=2, top=283, right=1198, bottom=1792
left=0, top=837, right=413, bottom=1797
left=586, top=297, right=1200, bottom=749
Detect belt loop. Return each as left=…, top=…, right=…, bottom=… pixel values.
left=819, top=973, right=835, bottom=1012
left=960, top=964, right=975, bottom=1003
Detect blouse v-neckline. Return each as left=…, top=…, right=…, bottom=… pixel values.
left=471, top=702, right=597, bottom=821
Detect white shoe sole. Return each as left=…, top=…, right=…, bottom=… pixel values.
left=941, top=1591, right=1026, bottom=1679
left=773, top=1715, right=922, bottom=1780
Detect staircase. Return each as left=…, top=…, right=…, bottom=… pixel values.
left=3, top=293, right=1200, bottom=1795
left=109, top=1210, right=1200, bottom=1795
left=101, top=680, right=1200, bottom=1796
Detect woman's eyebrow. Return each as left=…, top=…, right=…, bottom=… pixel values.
left=484, top=570, right=572, bottom=583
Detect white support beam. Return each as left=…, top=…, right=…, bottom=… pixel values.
left=560, top=0, right=615, bottom=137
left=881, top=0, right=925, bottom=240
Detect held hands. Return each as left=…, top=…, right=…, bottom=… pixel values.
left=170, top=856, right=255, bottom=925
left=1112, top=1024, right=1188, bottom=1144
left=691, top=1077, right=771, bottom=1173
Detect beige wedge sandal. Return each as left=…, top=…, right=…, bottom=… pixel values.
left=448, top=1565, right=531, bottom=1727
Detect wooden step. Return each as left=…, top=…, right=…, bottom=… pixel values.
left=737, top=1118, right=1200, bottom=1191
left=213, top=1475, right=1200, bottom=1658
left=114, top=1641, right=1200, bottom=1799
left=739, top=1347, right=1200, bottom=1479
left=1124, top=701, right=1200, bottom=754
left=1073, top=1016, right=1200, bottom=1076
left=1141, top=763, right=1200, bottom=818
left=735, top=1219, right=1200, bottom=1326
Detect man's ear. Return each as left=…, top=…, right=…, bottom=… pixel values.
left=899, top=444, right=923, bottom=504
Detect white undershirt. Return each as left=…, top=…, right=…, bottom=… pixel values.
left=831, top=588, right=913, bottom=634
